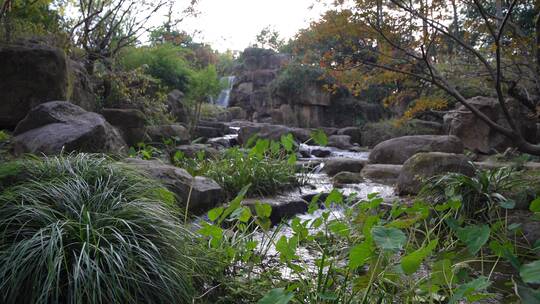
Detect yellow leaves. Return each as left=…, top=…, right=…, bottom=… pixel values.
left=395, top=96, right=449, bottom=125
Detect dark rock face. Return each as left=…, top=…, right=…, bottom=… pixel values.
left=12, top=101, right=126, bottom=155
left=0, top=44, right=68, bottom=128
left=126, top=159, right=224, bottom=215
left=397, top=152, right=475, bottom=195
left=444, top=96, right=537, bottom=154
left=242, top=196, right=308, bottom=225
left=323, top=158, right=367, bottom=176
left=102, top=108, right=146, bottom=146
left=369, top=135, right=464, bottom=164
left=68, top=59, right=99, bottom=112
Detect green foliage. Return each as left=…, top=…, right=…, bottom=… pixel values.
left=270, top=63, right=330, bottom=98
left=119, top=44, right=193, bottom=92
left=172, top=138, right=297, bottom=198
left=421, top=166, right=527, bottom=219
left=0, top=154, right=217, bottom=303
left=186, top=65, right=222, bottom=103
left=257, top=288, right=294, bottom=304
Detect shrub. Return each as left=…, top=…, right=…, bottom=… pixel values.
left=0, top=154, right=217, bottom=304
left=361, top=118, right=442, bottom=147
left=270, top=63, right=331, bottom=98
left=118, top=44, right=193, bottom=92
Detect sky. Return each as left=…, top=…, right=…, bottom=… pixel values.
left=175, top=0, right=328, bottom=52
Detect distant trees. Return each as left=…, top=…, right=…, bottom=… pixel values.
left=300, top=0, right=540, bottom=155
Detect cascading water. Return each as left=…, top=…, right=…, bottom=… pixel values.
left=215, top=76, right=236, bottom=107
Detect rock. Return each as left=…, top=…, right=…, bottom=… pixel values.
left=328, top=135, right=354, bottom=150
left=0, top=44, right=68, bottom=128
left=237, top=122, right=311, bottom=145
left=208, top=137, right=232, bottom=149
left=193, top=126, right=224, bottom=140
left=68, top=59, right=99, bottom=112
left=507, top=210, right=540, bottom=246
left=445, top=96, right=537, bottom=154
left=361, top=119, right=443, bottom=148
left=333, top=171, right=364, bottom=187
left=369, top=135, right=464, bottom=165
left=227, top=107, right=247, bottom=120
left=311, top=149, right=331, bottom=158
left=144, top=124, right=190, bottom=143
left=397, top=152, right=475, bottom=195
left=12, top=101, right=126, bottom=155
left=361, top=164, right=402, bottom=185
left=337, top=127, right=362, bottom=145
left=166, top=90, right=188, bottom=122
left=126, top=159, right=224, bottom=215
left=323, top=158, right=367, bottom=176
left=242, top=197, right=308, bottom=225
left=174, top=144, right=219, bottom=158
left=102, top=108, right=145, bottom=128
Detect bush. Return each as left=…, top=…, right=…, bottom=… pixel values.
left=119, top=44, right=193, bottom=92
left=0, top=154, right=217, bottom=304
left=270, top=63, right=331, bottom=98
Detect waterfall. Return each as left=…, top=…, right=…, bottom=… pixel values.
left=215, top=76, right=235, bottom=107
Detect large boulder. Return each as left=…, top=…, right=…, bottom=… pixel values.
left=397, top=152, right=475, bottom=195
left=369, top=135, right=464, bottom=164
left=444, top=96, right=537, bottom=154
left=361, top=164, right=402, bottom=185
left=67, top=59, right=99, bottom=112
left=0, top=44, right=68, bottom=128
left=332, top=171, right=364, bottom=187
left=126, top=159, right=224, bottom=215
left=12, top=101, right=126, bottom=155
left=237, top=122, right=311, bottom=145
left=327, top=135, right=354, bottom=150
left=323, top=158, right=367, bottom=176
left=102, top=108, right=146, bottom=146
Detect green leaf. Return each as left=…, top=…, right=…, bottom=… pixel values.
left=275, top=236, right=298, bottom=262
left=258, top=288, right=294, bottom=304
left=530, top=198, right=540, bottom=212
left=448, top=276, right=491, bottom=304
left=255, top=203, right=272, bottom=218
left=515, top=281, right=540, bottom=303
left=325, top=189, right=343, bottom=207
left=328, top=221, right=349, bottom=237
left=208, top=207, right=224, bottom=222
left=372, top=226, right=406, bottom=253
left=349, top=242, right=373, bottom=270
left=401, top=239, right=438, bottom=275
left=287, top=154, right=297, bottom=165
left=520, top=260, right=540, bottom=284
left=456, top=225, right=490, bottom=255
left=310, top=129, right=328, bottom=146
left=280, top=134, right=295, bottom=152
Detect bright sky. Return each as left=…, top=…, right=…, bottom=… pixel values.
left=177, top=0, right=328, bottom=52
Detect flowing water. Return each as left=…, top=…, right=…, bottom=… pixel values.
left=215, top=76, right=236, bottom=107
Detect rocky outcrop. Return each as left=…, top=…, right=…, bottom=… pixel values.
left=444, top=96, right=537, bottom=154
left=12, top=101, right=126, bottom=155
left=102, top=108, right=146, bottom=146
left=126, top=159, right=224, bottom=215
left=369, top=135, right=464, bottom=164
left=361, top=119, right=444, bottom=148
left=327, top=135, right=354, bottom=150
left=361, top=164, right=402, bottom=185
left=397, top=152, right=475, bottom=195
left=237, top=122, right=311, bottom=145
left=68, top=59, right=98, bottom=113
left=323, top=158, right=367, bottom=176
left=0, top=44, right=68, bottom=129
left=229, top=48, right=386, bottom=128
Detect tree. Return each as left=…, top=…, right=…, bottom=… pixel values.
left=255, top=25, right=285, bottom=51
left=70, top=0, right=197, bottom=73
left=315, top=0, right=540, bottom=155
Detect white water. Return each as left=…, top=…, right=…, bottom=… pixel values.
left=215, top=76, right=236, bottom=107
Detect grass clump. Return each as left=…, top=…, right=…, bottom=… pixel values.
left=173, top=137, right=298, bottom=199
left=0, top=153, right=217, bottom=304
